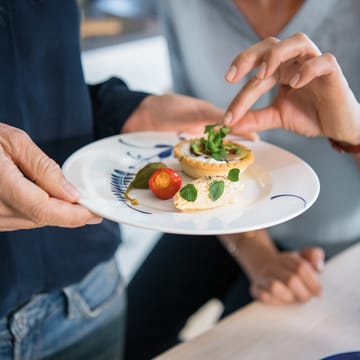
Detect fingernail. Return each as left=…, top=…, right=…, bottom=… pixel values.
left=290, top=73, right=300, bottom=88
left=224, top=111, right=233, bottom=126
left=63, top=180, right=80, bottom=200
left=87, top=217, right=103, bottom=225
left=256, top=62, right=267, bottom=79
left=316, top=259, right=325, bottom=272
left=225, top=65, right=237, bottom=82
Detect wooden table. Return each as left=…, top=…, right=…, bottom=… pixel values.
left=156, top=243, right=360, bottom=360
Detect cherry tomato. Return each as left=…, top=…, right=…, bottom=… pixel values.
left=148, top=168, right=182, bottom=200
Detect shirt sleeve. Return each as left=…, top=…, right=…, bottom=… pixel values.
left=88, top=77, right=149, bottom=139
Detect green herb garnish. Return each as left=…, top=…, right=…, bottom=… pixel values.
left=209, top=180, right=225, bottom=201
left=190, top=123, right=243, bottom=160
left=227, top=168, right=240, bottom=182
left=179, top=184, right=197, bottom=202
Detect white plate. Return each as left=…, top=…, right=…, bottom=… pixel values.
left=62, top=131, right=319, bottom=235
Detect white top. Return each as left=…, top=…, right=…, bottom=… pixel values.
left=159, top=0, right=360, bottom=256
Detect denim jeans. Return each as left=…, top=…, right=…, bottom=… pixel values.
left=0, top=258, right=126, bottom=360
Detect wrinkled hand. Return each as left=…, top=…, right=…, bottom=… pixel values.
left=224, top=33, right=360, bottom=144
left=250, top=247, right=325, bottom=305
left=122, top=93, right=224, bottom=134
left=0, top=123, right=102, bottom=231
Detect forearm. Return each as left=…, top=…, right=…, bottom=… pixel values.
left=121, top=95, right=155, bottom=133
left=219, top=230, right=278, bottom=281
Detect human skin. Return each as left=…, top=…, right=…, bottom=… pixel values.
left=220, top=231, right=324, bottom=305
left=0, top=123, right=102, bottom=231
left=0, top=93, right=225, bottom=231
left=122, top=93, right=224, bottom=134
left=224, top=33, right=360, bottom=145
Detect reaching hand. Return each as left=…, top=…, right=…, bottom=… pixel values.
left=249, top=246, right=325, bottom=305
left=0, top=123, right=102, bottom=231
left=122, top=93, right=225, bottom=134
left=224, top=33, right=360, bottom=145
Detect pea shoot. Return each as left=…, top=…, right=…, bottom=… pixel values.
left=190, top=123, right=244, bottom=160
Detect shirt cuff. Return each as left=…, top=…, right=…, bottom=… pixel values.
left=88, top=77, right=150, bottom=139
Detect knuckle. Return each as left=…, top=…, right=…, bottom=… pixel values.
left=296, top=261, right=310, bottom=275
left=264, top=36, right=279, bottom=46
left=269, top=280, right=282, bottom=294
left=236, top=52, right=255, bottom=66
left=293, top=32, right=309, bottom=43
left=36, top=155, right=61, bottom=176
left=323, top=53, right=338, bottom=68
left=286, top=274, right=300, bottom=289
left=264, top=46, right=281, bottom=64
left=8, top=128, right=31, bottom=152
left=247, top=75, right=262, bottom=87
left=29, top=203, right=49, bottom=226
left=300, top=60, right=312, bottom=74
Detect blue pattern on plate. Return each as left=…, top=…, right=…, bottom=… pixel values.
left=118, top=137, right=173, bottom=169
left=111, top=134, right=184, bottom=211
left=110, top=169, right=152, bottom=214
left=270, top=194, right=307, bottom=208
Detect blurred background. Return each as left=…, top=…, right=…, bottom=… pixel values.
left=79, top=0, right=172, bottom=95
left=79, top=0, right=158, bottom=50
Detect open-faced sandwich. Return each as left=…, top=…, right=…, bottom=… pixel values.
left=174, top=124, right=254, bottom=178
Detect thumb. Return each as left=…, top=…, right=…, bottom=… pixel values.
left=230, top=106, right=282, bottom=134
left=300, top=247, right=325, bottom=272
left=6, top=130, right=79, bottom=203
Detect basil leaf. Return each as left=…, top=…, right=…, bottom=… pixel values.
left=180, top=184, right=197, bottom=202
left=209, top=180, right=225, bottom=201
left=227, top=168, right=240, bottom=182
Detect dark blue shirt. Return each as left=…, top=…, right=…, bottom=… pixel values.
left=0, top=0, right=148, bottom=317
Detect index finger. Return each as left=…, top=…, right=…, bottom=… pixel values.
left=0, top=125, right=79, bottom=203
left=0, top=155, right=102, bottom=228
left=225, top=37, right=280, bottom=83
left=224, top=73, right=278, bottom=126
left=225, top=33, right=321, bottom=84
